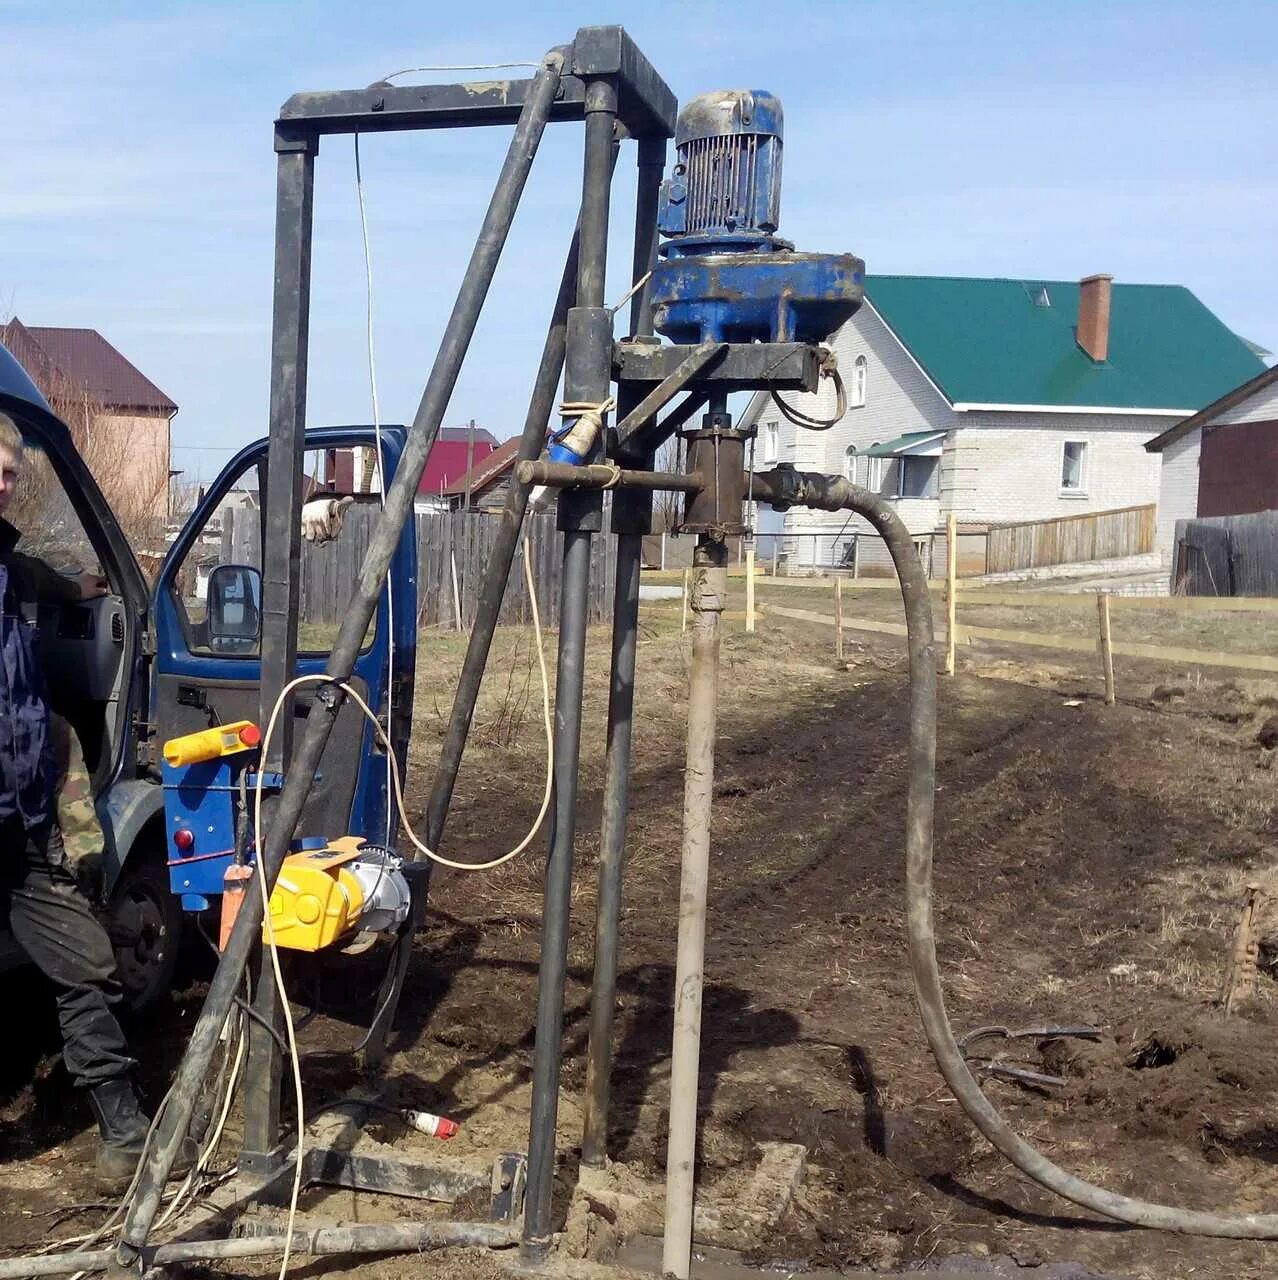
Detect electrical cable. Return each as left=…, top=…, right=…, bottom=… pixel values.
left=372, top=61, right=538, bottom=85
left=246, top=533, right=552, bottom=1274
left=255, top=536, right=552, bottom=876
left=770, top=348, right=846, bottom=431
left=801, top=470, right=1278, bottom=1238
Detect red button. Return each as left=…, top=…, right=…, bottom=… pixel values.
left=174, top=828, right=195, bottom=853
left=239, top=724, right=263, bottom=748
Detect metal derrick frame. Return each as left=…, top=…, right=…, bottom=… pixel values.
left=113, top=23, right=829, bottom=1273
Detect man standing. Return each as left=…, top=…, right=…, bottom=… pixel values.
left=0, top=413, right=152, bottom=1186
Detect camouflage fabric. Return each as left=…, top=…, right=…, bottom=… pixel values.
left=48, top=712, right=104, bottom=878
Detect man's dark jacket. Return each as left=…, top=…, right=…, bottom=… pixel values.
left=0, top=518, right=79, bottom=830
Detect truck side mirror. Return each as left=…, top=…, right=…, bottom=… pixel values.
left=206, top=564, right=262, bottom=655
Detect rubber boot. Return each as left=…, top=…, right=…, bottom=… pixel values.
left=88, top=1076, right=151, bottom=1188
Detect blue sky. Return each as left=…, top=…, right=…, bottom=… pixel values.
left=3, top=0, right=1275, bottom=485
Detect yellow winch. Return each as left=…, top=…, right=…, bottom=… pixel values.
left=263, top=837, right=411, bottom=952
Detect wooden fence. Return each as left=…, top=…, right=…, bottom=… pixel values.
left=224, top=505, right=618, bottom=630
left=1174, top=510, right=1278, bottom=597
left=986, top=504, right=1155, bottom=574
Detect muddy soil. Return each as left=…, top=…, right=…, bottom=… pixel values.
left=3, top=604, right=1278, bottom=1280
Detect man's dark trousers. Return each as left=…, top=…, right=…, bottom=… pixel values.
left=1, top=816, right=135, bottom=1085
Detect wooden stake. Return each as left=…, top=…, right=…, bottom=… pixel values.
left=945, top=512, right=958, bottom=676
left=1223, top=883, right=1264, bottom=1014
left=1097, top=592, right=1116, bottom=705
left=745, top=542, right=756, bottom=634
left=681, top=568, right=690, bottom=634
left=771, top=539, right=780, bottom=577
left=834, top=577, right=844, bottom=660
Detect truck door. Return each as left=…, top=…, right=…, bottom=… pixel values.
left=152, top=426, right=416, bottom=870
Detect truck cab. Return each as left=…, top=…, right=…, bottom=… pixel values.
left=0, top=342, right=415, bottom=1011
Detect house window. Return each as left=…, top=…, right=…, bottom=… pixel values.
left=1061, top=440, right=1088, bottom=492
left=843, top=444, right=857, bottom=481
left=898, top=456, right=939, bottom=499
left=849, top=355, right=868, bottom=408
left=861, top=450, right=885, bottom=491
left=761, top=420, right=780, bottom=465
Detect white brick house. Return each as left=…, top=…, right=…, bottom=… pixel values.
left=740, top=274, right=1265, bottom=574
left=1145, top=364, right=1278, bottom=565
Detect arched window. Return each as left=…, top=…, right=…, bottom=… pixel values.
left=843, top=444, right=857, bottom=481
left=849, top=354, right=868, bottom=408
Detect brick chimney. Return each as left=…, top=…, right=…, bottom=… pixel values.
left=1077, top=273, right=1113, bottom=363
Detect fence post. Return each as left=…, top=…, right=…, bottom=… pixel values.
left=834, top=577, right=844, bottom=661
left=745, top=539, right=756, bottom=634
left=1097, top=592, right=1116, bottom=705
left=771, top=538, right=780, bottom=577
left=945, top=512, right=958, bottom=676
left=681, top=568, right=690, bottom=634
left=661, top=532, right=667, bottom=571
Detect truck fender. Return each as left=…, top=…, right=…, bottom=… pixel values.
left=99, top=780, right=166, bottom=899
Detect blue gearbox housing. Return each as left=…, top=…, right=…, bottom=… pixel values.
left=649, top=89, right=863, bottom=345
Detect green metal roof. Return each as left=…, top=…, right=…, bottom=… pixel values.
left=863, top=431, right=945, bottom=456
left=865, top=275, right=1266, bottom=411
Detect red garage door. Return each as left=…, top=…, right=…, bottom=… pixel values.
left=1198, top=419, right=1278, bottom=518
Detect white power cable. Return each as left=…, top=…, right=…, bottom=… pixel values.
left=373, top=61, right=538, bottom=84
left=249, top=535, right=552, bottom=1272
left=354, top=132, right=396, bottom=847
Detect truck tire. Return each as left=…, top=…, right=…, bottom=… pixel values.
left=106, top=843, right=182, bottom=1015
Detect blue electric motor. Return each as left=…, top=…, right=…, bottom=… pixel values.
left=649, top=90, right=864, bottom=345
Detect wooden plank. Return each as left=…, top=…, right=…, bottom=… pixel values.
left=953, top=588, right=1278, bottom=612
left=763, top=603, right=911, bottom=640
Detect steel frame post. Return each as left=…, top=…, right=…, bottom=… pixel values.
left=522, top=74, right=618, bottom=1261
left=243, top=132, right=315, bottom=1173
left=581, top=132, right=664, bottom=1170
left=117, top=53, right=565, bottom=1260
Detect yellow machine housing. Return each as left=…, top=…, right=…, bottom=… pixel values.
left=264, top=837, right=366, bottom=952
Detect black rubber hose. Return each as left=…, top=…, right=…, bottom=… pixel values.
left=755, top=469, right=1278, bottom=1238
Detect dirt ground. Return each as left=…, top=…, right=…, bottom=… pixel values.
left=3, top=581, right=1278, bottom=1279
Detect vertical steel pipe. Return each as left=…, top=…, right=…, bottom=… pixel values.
left=118, top=53, right=564, bottom=1260
left=581, top=131, right=666, bottom=1170
left=522, top=529, right=594, bottom=1256
left=522, top=74, right=618, bottom=1261
left=242, top=132, right=315, bottom=1169
left=580, top=532, right=642, bottom=1167
left=662, top=536, right=728, bottom=1280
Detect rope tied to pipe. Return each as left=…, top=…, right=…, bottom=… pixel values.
left=554, top=395, right=616, bottom=458
left=770, top=345, right=846, bottom=432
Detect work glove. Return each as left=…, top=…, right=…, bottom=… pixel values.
left=301, top=495, right=355, bottom=544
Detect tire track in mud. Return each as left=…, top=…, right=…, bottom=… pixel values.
left=707, top=680, right=1052, bottom=940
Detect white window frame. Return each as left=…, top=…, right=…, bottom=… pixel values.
left=861, top=446, right=884, bottom=491
left=761, top=420, right=780, bottom=465
left=849, top=354, right=868, bottom=409
left=843, top=444, right=857, bottom=481
left=897, top=454, right=940, bottom=500
left=1060, top=439, right=1088, bottom=495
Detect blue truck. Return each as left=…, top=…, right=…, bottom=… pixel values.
left=0, top=341, right=415, bottom=1010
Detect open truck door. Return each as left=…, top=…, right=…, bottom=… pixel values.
left=151, top=426, right=416, bottom=913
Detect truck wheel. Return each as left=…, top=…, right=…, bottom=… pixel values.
left=106, top=847, right=182, bottom=1015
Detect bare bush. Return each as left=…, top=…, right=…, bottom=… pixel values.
left=8, top=362, right=170, bottom=573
